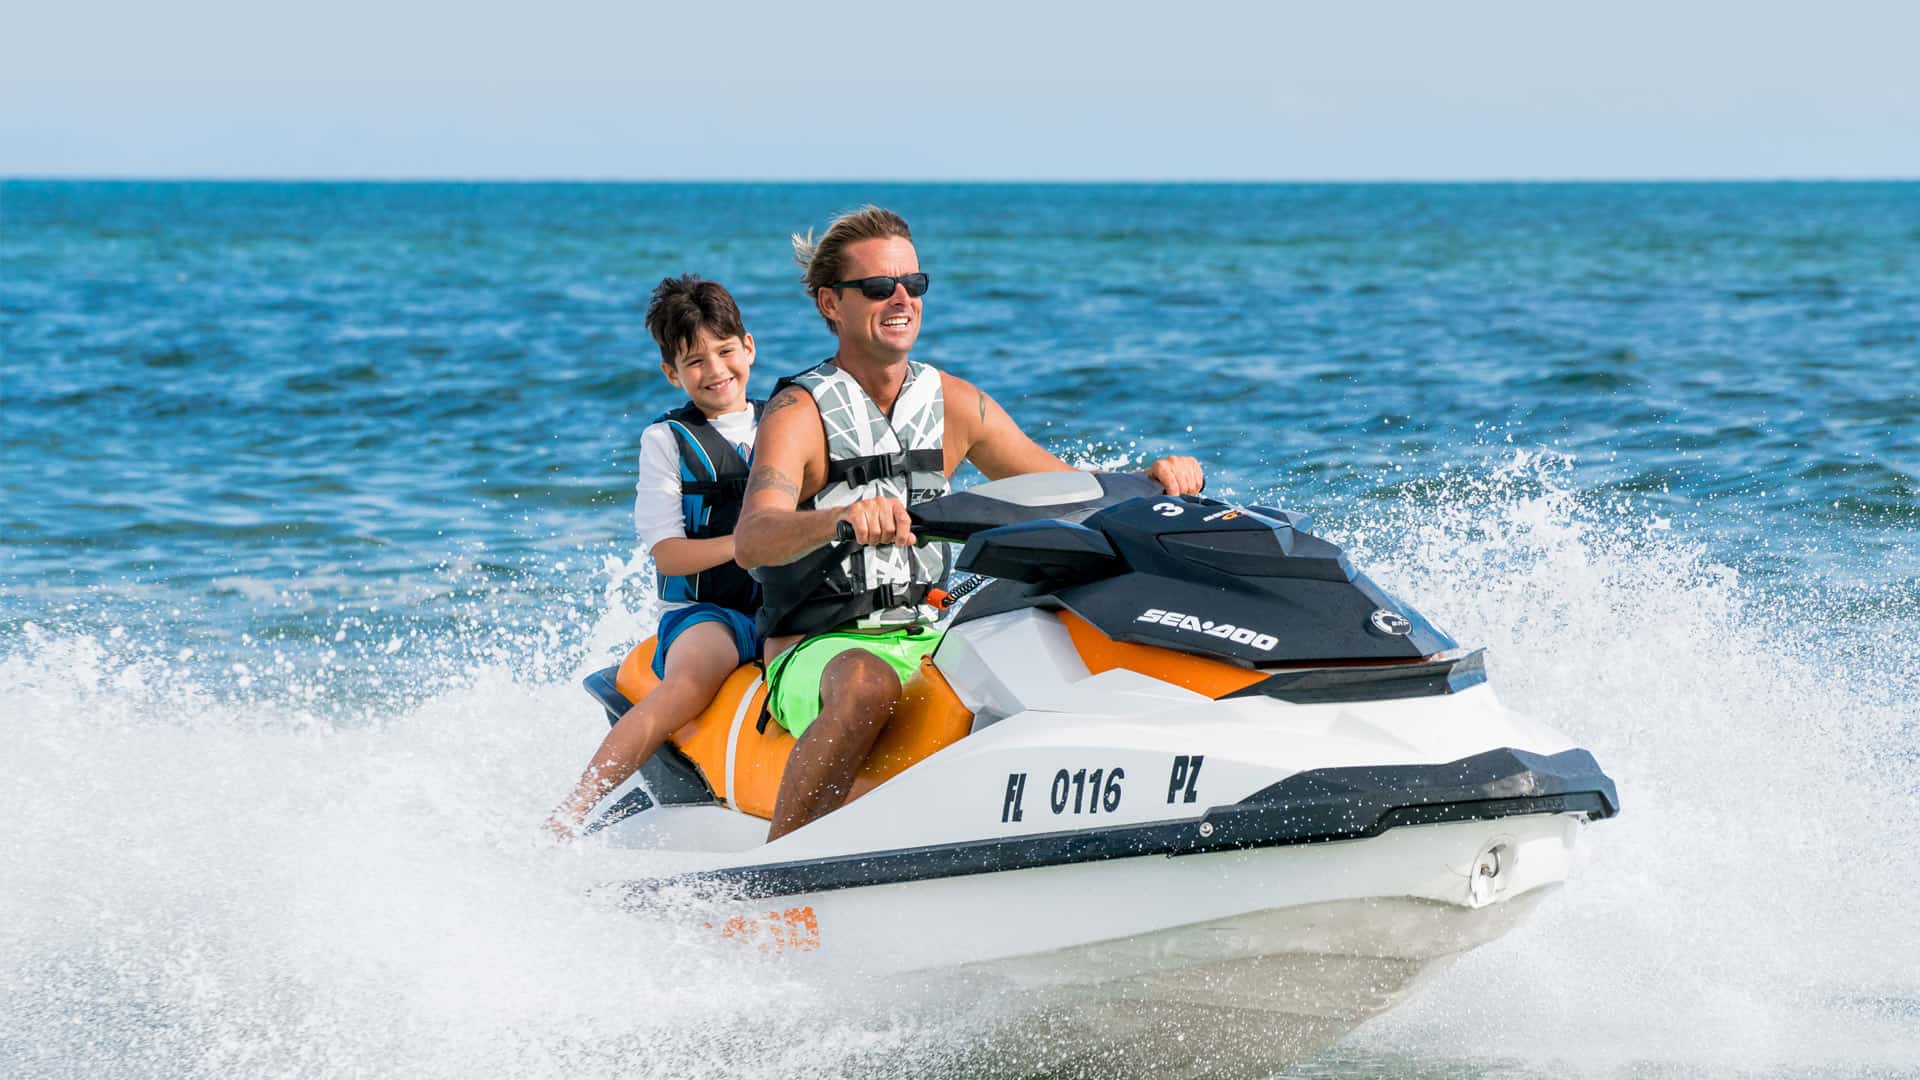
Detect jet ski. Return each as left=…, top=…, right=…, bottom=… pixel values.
left=578, top=472, right=1619, bottom=1078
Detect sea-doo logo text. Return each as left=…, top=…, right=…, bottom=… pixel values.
left=1152, top=502, right=1185, bottom=517
left=1369, top=610, right=1412, bottom=636
left=1137, top=608, right=1279, bottom=651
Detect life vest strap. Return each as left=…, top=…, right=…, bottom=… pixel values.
left=825, top=448, right=944, bottom=489
left=680, top=476, right=750, bottom=499
left=652, top=399, right=764, bottom=614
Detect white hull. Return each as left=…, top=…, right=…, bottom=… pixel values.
left=586, top=496, right=1618, bottom=1078
left=620, top=814, right=1582, bottom=1077
left=715, top=814, right=1577, bottom=976
left=939, top=893, right=1549, bottom=1078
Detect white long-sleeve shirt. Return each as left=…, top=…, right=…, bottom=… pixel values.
left=632, top=404, right=758, bottom=558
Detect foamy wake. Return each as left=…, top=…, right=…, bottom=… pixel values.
left=0, top=560, right=965, bottom=1079
left=1331, top=450, right=1920, bottom=1074
left=3, top=452, right=1914, bottom=1078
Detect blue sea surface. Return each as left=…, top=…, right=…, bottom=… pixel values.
left=2, top=181, right=1916, bottom=1079
left=5, top=182, right=1915, bottom=662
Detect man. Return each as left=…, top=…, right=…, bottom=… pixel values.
left=735, top=206, right=1203, bottom=841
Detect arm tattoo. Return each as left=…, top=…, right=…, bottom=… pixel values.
left=745, top=462, right=800, bottom=499
left=763, top=387, right=807, bottom=417
left=978, top=390, right=991, bottom=425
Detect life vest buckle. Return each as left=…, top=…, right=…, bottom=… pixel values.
left=835, top=451, right=910, bottom=488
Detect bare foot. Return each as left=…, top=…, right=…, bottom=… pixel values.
left=542, top=812, right=582, bottom=843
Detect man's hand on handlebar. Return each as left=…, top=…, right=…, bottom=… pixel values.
left=1146, top=456, right=1205, bottom=496
left=836, top=497, right=917, bottom=547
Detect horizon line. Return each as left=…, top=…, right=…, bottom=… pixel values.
left=7, top=174, right=1920, bottom=186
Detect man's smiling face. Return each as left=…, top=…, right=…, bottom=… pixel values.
left=662, top=328, right=754, bottom=416
left=819, top=235, right=922, bottom=362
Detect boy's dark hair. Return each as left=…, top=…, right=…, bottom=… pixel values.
left=645, top=275, right=747, bottom=365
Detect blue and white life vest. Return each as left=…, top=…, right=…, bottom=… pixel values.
left=657, top=399, right=764, bottom=614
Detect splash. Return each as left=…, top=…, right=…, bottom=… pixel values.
left=0, top=567, right=965, bottom=1079
left=1313, top=450, right=1920, bottom=1075
left=4, top=455, right=1915, bottom=1078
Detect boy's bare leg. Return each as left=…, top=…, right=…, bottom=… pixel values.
left=766, top=650, right=902, bottom=842
left=546, top=620, right=741, bottom=839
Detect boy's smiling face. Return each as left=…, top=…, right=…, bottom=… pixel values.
left=663, top=328, right=754, bottom=417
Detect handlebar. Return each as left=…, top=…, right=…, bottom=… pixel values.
left=828, top=471, right=1168, bottom=549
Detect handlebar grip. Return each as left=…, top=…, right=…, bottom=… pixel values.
left=836, top=513, right=930, bottom=546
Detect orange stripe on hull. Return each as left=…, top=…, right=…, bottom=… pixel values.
left=1058, top=611, right=1268, bottom=697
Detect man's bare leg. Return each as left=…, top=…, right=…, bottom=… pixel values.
left=766, top=650, right=902, bottom=841
left=546, top=621, right=740, bottom=839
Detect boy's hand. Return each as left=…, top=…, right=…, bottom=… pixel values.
left=838, top=497, right=916, bottom=547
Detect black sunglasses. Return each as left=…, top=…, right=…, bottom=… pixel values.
left=830, top=273, right=930, bottom=301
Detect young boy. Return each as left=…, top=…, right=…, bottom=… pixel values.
left=547, top=275, right=764, bottom=838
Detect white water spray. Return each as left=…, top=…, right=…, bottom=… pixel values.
left=3, top=456, right=1914, bottom=1077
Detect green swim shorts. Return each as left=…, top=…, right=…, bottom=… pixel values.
left=763, top=625, right=944, bottom=738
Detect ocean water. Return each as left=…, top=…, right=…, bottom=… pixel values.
left=2, top=180, right=1916, bottom=1078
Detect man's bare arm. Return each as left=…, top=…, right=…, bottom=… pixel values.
left=733, top=389, right=838, bottom=568
left=734, top=388, right=916, bottom=567
left=945, top=373, right=1204, bottom=493
left=945, top=374, right=1073, bottom=480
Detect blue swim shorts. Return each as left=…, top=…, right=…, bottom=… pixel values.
left=652, top=603, right=760, bottom=679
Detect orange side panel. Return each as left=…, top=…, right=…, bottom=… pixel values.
left=849, top=657, right=976, bottom=797
left=1059, top=611, right=1267, bottom=698
left=613, top=639, right=663, bottom=703
left=722, top=654, right=976, bottom=818
left=725, top=705, right=796, bottom=819
left=608, top=640, right=975, bottom=821
left=676, top=667, right=772, bottom=804
left=614, top=637, right=768, bottom=805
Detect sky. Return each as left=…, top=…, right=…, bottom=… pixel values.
left=3, top=0, right=1917, bottom=181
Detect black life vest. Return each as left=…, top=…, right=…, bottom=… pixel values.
left=656, top=400, right=763, bottom=615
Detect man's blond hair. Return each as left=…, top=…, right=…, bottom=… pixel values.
left=791, top=206, right=914, bottom=332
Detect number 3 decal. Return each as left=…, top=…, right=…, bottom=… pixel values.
left=1153, top=501, right=1184, bottom=517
